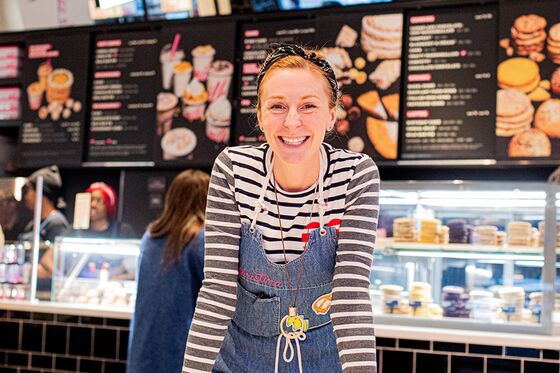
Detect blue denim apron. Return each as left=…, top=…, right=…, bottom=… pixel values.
left=213, top=223, right=342, bottom=373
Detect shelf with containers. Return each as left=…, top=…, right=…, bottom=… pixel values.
left=372, top=180, right=559, bottom=335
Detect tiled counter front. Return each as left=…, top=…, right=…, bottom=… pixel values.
left=376, top=337, right=560, bottom=373
left=0, top=309, right=129, bottom=373
left=1, top=306, right=560, bottom=372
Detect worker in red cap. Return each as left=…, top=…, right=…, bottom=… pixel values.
left=84, top=182, right=135, bottom=238
left=74, top=182, right=136, bottom=280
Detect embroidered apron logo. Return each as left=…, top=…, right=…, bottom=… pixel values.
left=312, top=292, right=332, bottom=315
left=239, top=266, right=283, bottom=288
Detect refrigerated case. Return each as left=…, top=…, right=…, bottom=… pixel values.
left=51, top=237, right=141, bottom=309
left=373, top=180, right=559, bottom=335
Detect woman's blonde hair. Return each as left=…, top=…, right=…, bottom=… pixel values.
left=149, top=169, right=210, bottom=266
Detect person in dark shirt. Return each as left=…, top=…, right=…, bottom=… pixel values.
left=18, top=165, right=69, bottom=279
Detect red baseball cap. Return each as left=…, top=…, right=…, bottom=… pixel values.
left=86, top=182, right=117, bottom=218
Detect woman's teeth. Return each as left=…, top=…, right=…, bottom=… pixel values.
left=281, top=136, right=307, bottom=145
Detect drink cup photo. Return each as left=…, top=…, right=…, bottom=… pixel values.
left=27, top=82, right=44, bottom=111
left=207, top=60, right=233, bottom=102
left=160, top=44, right=185, bottom=90
left=173, top=61, right=192, bottom=97
left=191, top=45, right=216, bottom=82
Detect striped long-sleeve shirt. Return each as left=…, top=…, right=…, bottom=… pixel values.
left=183, top=143, right=379, bottom=372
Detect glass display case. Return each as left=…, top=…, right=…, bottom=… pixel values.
left=51, top=237, right=141, bottom=308
left=372, top=181, right=559, bottom=335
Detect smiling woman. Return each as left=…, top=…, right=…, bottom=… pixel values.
left=183, top=44, right=380, bottom=373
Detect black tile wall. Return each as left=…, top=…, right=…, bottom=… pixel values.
left=31, top=313, right=53, bottom=322
left=1, top=309, right=559, bottom=373
left=376, top=337, right=396, bottom=347
left=468, top=344, right=503, bottom=355
left=31, top=354, right=52, bottom=369
left=118, top=330, right=129, bottom=360
left=383, top=350, right=413, bottom=372
left=104, top=361, right=127, bottom=373
left=93, top=328, right=117, bottom=359
left=505, top=347, right=540, bottom=358
left=69, top=327, right=92, bottom=357
left=433, top=342, right=466, bottom=353
left=44, top=325, right=67, bottom=354
left=416, top=352, right=448, bottom=373
left=79, top=358, right=103, bottom=372
left=55, top=356, right=77, bottom=372
left=21, top=323, right=43, bottom=352
left=79, top=316, right=104, bottom=326
left=524, top=361, right=560, bottom=373
left=399, top=339, right=430, bottom=350
left=56, top=314, right=80, bottom=324
left=10, top=311, right=31, bottom=320
left=0, top=321, right=19, bottom=350
left=106, top=318, right=130, bottom=327
left=542, top=350, right=560, bottom=360
left=451, top=355, right=484, bottom=373
left=486, top=358, right=521, bottom=373
left=6, top=352, right=28, bottom=366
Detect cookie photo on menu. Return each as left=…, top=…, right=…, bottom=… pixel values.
left=496, top=89, right=533, bottom=137
left=508, top=128, right=551, bottom=157
left=510, top=14, right=547, bottom=58
left=534, top=98, right=560, bottom=138
left=547, top=23, right=560, bottom=64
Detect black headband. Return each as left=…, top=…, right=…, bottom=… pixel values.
left=256, top=44, right=339, bottom=103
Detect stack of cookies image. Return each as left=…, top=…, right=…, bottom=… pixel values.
left=534, top=99, right=560, bottom=139
left=510, top=14, right=547, bottom=58
left=498, top=58, right=540, bottom=94
left=547, top=23, right=560, bottom=64
left=393, top=217, right=416, bottom=242
left=496, top=89, right=534, bottom=137
left=360, top=14, right=403, bottom=59
left=507, top=221, right=533, bottom=246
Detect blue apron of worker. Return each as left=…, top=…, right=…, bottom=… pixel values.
left=213, top=223, right=342, bottom=373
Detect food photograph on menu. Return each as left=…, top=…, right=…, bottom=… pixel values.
left=19, top=36, right=89, bottom=167
left=316, top=12, right=402, bottom=161
left=496, top=1, right=560, bottom=160
left=155, top=21, right=236, bottom=166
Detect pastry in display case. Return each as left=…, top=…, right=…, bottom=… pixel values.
left=51, top=237, right=141, bottom=308
left=371, top=181, right=559, bottom=335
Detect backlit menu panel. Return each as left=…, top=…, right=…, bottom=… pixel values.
left=87, top=31, right=160, bottom=162
left=401, top=6, right=498, bottom=160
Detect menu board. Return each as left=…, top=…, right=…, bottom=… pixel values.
left=153, top=21, right=236, bottom=167
left=234, top=19, right=316, bottom=146
left=317, top=12, right=403, bottom=161
left=496, top=1, right=560, bottom=160
left=19, top=35, right=90, bottom=167
left=401, top=6, right=497, bottom=160
left=87, top=31, right=160, bottom=162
